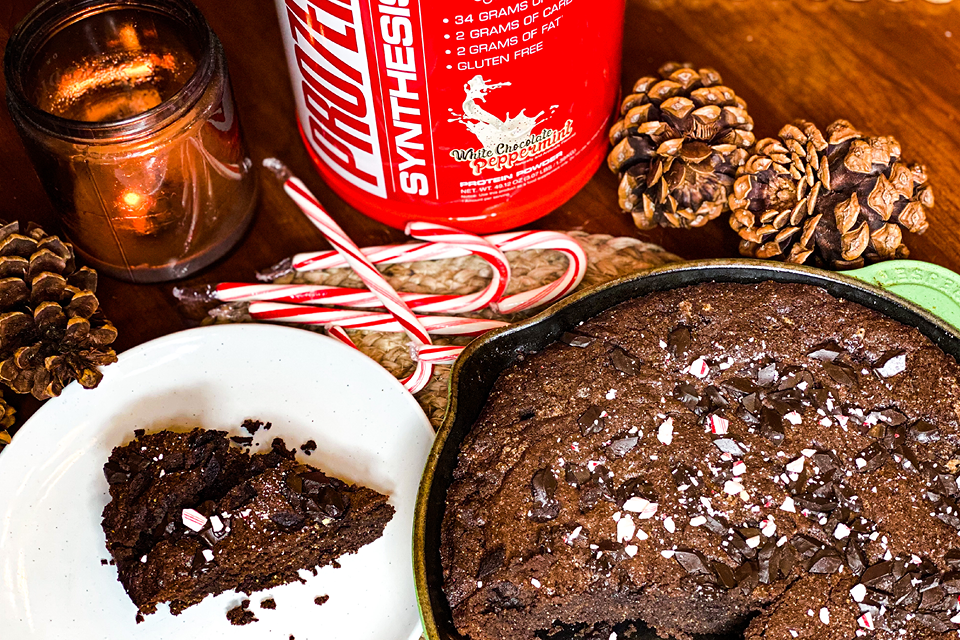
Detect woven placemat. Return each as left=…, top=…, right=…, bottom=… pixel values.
left=207, top=232, right=682, bottom=427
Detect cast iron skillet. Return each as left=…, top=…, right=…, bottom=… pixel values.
left=414, top=258, right=960, bottom=640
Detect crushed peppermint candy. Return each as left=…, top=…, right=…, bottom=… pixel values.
left=858, top=611, right=874, bottom=629
left=636, top=529, right=649, bottom=541
left=732, top=461, right=746, bottom=476
left=834, top=523, right=851, bottom=539
left=688, top=357, right=709, bottom=378
left=850, top=583, right=866, bottom=603
left=622, top=497, right=659, bottom=519
left=724, top=480, right=744, bottom=495
left=565, top=526, right=583, bottom=545
left=617, top=515, right=636, bottom=542
left=605, top=389, right=617, bottom=400
left=624, top=545, right=638, bottom=557
left=660, top=550, right=675, bottom=559
left=690, top=515, right=707, bottom=527
left=819, top=607, right=830, bottom=625
left=663, top=516, right=676, bottom=533
left=707, top=414, right=729, bottom=435
left=784, top=411, right=802, bottom=425
left=760, top=516, right=776, bottom=537
left=780, top=496, right=797, bottom=513
left=785, top=457, right=805, bottom=473
left=182, top=508, right=208, bottom=532
left=531, top=578, right=541, bottom=588
left=202, top=549, right=214, bottom=562
left=658, top=418, right=674, bottom=445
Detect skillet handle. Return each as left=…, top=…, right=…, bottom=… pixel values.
left=846, top=260, right=960, bottom=330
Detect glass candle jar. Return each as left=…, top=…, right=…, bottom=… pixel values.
left=5, top=0, right=257, bottom=283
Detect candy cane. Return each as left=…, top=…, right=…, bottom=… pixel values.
left=211, top=282, right=458, bottom=309
left=288, top=230, right=587, bottom=314
left=264, top=159, right=433, bottom=393
left=412, top=344, right=465, bottom=365
left=248, top=302, right=507, bottom=336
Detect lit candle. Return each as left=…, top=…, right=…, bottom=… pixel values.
left=5, top=0, right=257, bottom=283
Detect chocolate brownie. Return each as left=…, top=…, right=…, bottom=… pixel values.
left=441, top=281, right=960, bottom=640
left=101, top=427, right=394, bottom=618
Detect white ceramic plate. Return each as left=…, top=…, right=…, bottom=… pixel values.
left=0, top=324, right=434, bottom=640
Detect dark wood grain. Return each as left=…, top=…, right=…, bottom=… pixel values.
left=0, top=0, right=958, bottom=423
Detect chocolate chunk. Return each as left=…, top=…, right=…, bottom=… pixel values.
left=667, top=326, right=693, bottom=361
left=609, top=347, right=640, bottom=375
left=222, top=482, right=257, bottom=511
left=909, top=420, right=940, bottom=444
left=578, top=405, right=605, bottom=436
left=915, top=612, right=954, bottom=632
left=807, top=341, right=843, bottom=362
left=822, top=361, right=858, bottom=388
left=778, top=369, right=814, bottom=392
left=674, top=383, right=701, bottom=413
left=845, top=540, right=868, bottom=575
left=877, top=408, right=908, bottom=426
left=560, top=332, right=594, bottom=348
left=757, top=540, right=778, bottom=584
left=740, top=392, right=761, bottom=415
left=310, top=486, right=348, bottom=520
left=779, top=544, right=798, bottom=578
left=759, top=407, right=785, bottom=444
left=942, top=571, right=960, bottom=593
left=530, top=469, right=560, bottom=521
left=861, top=561, right=896, bottom=591
left=713, top=561, right=738, bottom=589
left=721, top=377, right=758, bottom=396
left=270, top=511, right=305, bottom=532
left=103, top=461, right=131, bottom=485
left=704, top=385, right=729, bottom=409
left=807, top=547, right=843, bottom=574
left=606, top=436, right=638, bottom=458
left=712, top=438, right=746, bottom=456
left=674, top=549, right=711, bottom=575
left=616, top=477, right=655, bottom=507
left=935, top=496, right=960, bottom=529
left=810, top=387, right=839, bottom=412
left=944, top=549, right=960, bottom=569
left=756, top=363, right=779, bottom=387
left=919, top=586, right=947, bottom=612
left=519, top=408, right=536, bottom=421
left=792, top=535, right=824, bottom=559
left=477, top=546, right=506, bottom=579
left=855, top=443, right=885, bottom=473
left=735, top=560, right=759, bottom=595
left=874, top=349, right=907, bottom=378
left=564, top=463, right=592, bottom=487
left=893, top=572, right=920, bottom=609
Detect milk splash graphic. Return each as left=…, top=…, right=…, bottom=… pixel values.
left=448, top=75, right=571, bottom=176
left=448, top=75, right=556, bottom=151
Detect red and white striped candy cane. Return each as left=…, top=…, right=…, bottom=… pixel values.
left=263, top=159, right=433, bottom=393
left=412, top=344, right=465, bottom=365
left=212, top=282, right=458, bottom=309
left=248, top=303, right=507, bottom=336
left=403, top=221, right=510, bottom=312
left=288, top=230, right=586, bottom=314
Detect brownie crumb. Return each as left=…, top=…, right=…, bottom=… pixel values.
left=263, top=422, right=272, bottom=430
left=300, top=439, right=317, bottom=455
left=314, top=595, right=329, bottom=606
left=331, top=560, right=341, bottom=569
left=260, top=597, right=277, bottom=610
left=109, top=559, right=115, bottom=566
left=133, top=429, right=145, bottom=439
left=100, top=559, right=108, bottom=565
left=230, top=436, right=254, bottom=446
left=227, top=599, right=258, bottom=626
left=241, top=419, right=265, bottom=435
left=135, top=613, right=144, bottom=624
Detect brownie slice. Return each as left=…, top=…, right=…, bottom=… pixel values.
left=441, top=282, right=960, bottom=640
left=101, top=428, right=394, bottom=617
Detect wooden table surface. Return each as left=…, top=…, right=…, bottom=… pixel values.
left=0, top=0, right=959, bottom=423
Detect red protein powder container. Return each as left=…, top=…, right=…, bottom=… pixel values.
left=276, top=0, right=625, bottom=232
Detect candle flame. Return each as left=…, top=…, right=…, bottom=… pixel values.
left=121, top=190, right=145, bottom=209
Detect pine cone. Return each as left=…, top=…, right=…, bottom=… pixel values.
left=0, top=221, right=118, bottom=400
left=607, top=62, right=755, bottom=230
left=729, top=119, right=933, bottom=269
left=0, top=390, right=14, bottom=454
